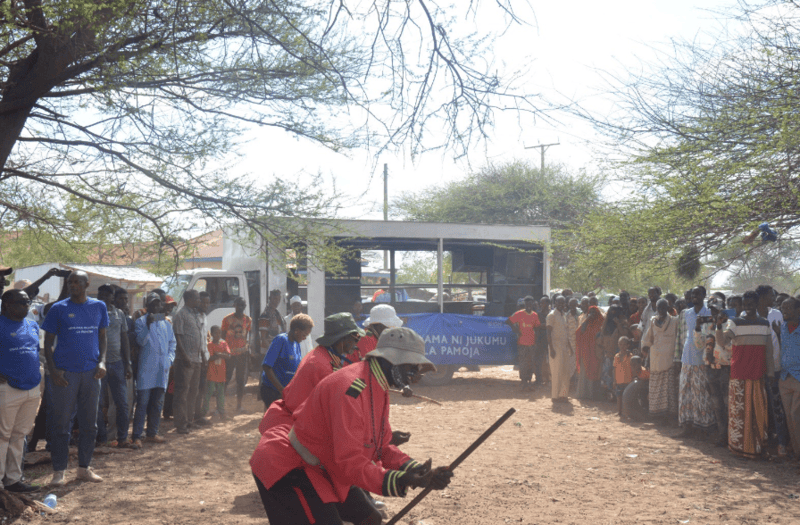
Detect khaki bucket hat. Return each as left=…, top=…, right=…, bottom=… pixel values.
left=365, top=327, right=436, bottom=373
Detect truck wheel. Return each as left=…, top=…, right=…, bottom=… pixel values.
left=421, top=365, right=455, bottom=386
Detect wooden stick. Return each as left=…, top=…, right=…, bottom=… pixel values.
left=388, top=389, right=443, bottom=406
left=385, top=407, right=517, bottom=525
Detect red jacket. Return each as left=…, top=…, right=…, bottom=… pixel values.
left=250, top=359, right=418, bottom=503
left=258, top=345, right=351, bottom=434
left=353, top=333, right=378, bottom=361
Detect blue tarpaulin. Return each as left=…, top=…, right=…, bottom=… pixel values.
left=403, top=313, right=517, bottom=366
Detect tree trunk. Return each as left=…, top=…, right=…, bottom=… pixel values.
left=0, top=104, right=35, bottom=170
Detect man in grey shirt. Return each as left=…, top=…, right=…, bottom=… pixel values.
left=172, top=290, right=209, bottom=434
left=95, top=284, right=133, bottom=447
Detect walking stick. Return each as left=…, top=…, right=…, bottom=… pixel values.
left=385, top=407, right=516, bottom=525
left=388, top=389, right=443, bottom=406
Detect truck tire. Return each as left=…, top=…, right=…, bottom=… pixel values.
left=421, top=365, right=455, bottom=386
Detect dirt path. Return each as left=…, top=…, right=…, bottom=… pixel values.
left=19, top=367, right=800, bottom=524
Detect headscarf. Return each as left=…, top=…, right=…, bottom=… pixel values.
left=602, top=305, right=624, bottom=335
left=576, top=305, right=604, bottom=380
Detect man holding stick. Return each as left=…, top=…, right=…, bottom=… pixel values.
left=250, top=327, right=452, bottom=525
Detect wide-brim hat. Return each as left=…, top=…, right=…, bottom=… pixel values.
left=316, top=312, right=365, bottom=347
left=364, top=304, right=403, bottom=329
left=366, top=327, right=436, bottom=374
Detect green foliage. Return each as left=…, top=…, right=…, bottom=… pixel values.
left=395, top=160, right=600, bottom=227
left=715, top=241, right=800, bottom=295
left=0, top=1, right=535, bottom=271
left=568, top=1, right=800, bottom=292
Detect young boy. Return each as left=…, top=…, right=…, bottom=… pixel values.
left=203, top=326, right=231, bottom=420
left=631, top=355, right=649, bottom=381
left=621, top=355, right=650, bottom=421
left=614, top=336, right=633, bottom=417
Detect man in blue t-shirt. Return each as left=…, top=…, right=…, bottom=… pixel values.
left=0, top=289, right=42, bottom=493
left=260, top=314, right=313, bottom=409
left=42, top=271, right=109, bottom=486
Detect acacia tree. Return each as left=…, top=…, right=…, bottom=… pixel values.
left=0, top=0, right=537, bottom=268
left=570, top=0, right=800, bottom=287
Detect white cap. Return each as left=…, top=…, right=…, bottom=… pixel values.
left=289, top=295, right=302, bottom=305
left=364, top=304, right=403, bottom=328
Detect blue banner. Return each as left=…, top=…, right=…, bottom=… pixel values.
left=403, top=313, right=517, bottom=365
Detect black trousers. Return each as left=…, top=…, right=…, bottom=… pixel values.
left=260, top=382, right=282, bottom=410
left=532, top=345, right=548, bottom=385
left=226, top=353, right=249, bottom=402
left=254, top=470, right=380, bottom=525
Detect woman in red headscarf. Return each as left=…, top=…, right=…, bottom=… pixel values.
left=575, top=305, right=604, bottom=400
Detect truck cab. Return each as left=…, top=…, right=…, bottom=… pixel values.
left=160, top=268, right=250, bottom=338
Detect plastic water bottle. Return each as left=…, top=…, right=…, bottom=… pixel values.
left=43, top=494, right=57, bottom=509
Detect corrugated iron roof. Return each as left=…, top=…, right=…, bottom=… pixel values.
left=62, top=263, right=163, bottom=283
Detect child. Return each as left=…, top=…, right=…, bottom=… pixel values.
left=631, top=355, right=649, bottom=381
left=621, top=355, right=650, bottom=421
left=614, top=336, right=633, bottom=417
left=203, top=326, right=231, bottom=420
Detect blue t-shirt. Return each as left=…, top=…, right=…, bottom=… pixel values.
left=261, top=333, right=302, bottom=391
left=41, top=297, right=110, bottom=373
left=0, top=316, right=41, bottom=390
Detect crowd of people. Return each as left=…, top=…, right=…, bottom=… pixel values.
left=0, top=265, right=451, bottom=525
left=0, top=267, right=313, bottom=492
left=5, top=262, right=798, bottom=521
left=506, top=285, right=800, bottom=463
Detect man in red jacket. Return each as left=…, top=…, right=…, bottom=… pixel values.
left=250, top=327, right=452, bottom=525
left=258, top=312, right=363, bottom=434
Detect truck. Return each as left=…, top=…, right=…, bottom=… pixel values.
left=160, top=219, right=551, bottom=385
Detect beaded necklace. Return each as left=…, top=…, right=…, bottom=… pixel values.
left=326, top=347, right=353, bottom=371
left=367, top=358, right=389, bottom=461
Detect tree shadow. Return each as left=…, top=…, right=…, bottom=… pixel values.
left=229, top=490, right=264, bottom=518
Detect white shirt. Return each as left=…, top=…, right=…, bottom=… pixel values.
left=768, top=308, right=783, bottom=372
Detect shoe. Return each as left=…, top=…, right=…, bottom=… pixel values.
left=50, top=470, right=66, bottom=487
left=129, top=439, right=143, bottom=449
left=778, top=445, right=789, bottom=457
left=177, top=428, right=190, bottom=435
left=193, top=417, right=211, bottom=427
left=76, top=467, right=103, bottom=483
left=5, top=481, right=38, bottom=493
left=144, top=435, right=167, bottom=444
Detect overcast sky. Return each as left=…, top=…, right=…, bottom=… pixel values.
left=230, top=1, right=727, bottom=219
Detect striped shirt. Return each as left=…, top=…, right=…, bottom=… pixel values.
left=720, top=317, right=774, bottom=381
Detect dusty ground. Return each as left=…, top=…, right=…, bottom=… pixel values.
left=15, top=366, right=800, bottom=525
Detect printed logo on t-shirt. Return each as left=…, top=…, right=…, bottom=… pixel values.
left=9, top=332, right=16, bottom=337
left=68, top=313, right=75, bottom=318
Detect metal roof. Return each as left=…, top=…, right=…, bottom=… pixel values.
left=62, top=263, right=163, bottom=283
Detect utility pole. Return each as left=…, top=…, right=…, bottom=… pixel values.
left=383, top=163, right=388, bottom=270
left=524, top=141, right=560, bottom=171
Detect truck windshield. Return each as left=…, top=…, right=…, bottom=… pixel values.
left=160, top=274, right=192, bottom=304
